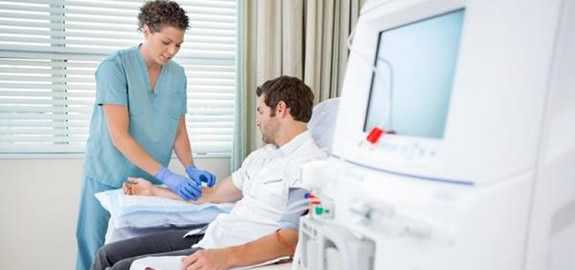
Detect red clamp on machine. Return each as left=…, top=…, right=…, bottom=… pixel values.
left=366, top=126, right=384, bottom=144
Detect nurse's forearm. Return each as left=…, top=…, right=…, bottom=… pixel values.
left=103, top=105, right=162, bottom=175
left=113, top=135, right=162, bottom=174
left=174, top=116, right=193, bottom=167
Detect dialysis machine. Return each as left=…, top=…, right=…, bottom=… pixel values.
left=292, top=0, right=575, bottom=269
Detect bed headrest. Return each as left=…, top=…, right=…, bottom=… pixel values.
left=308, top=98, right=340, bottom=152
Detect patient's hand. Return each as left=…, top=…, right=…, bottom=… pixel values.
left=122, top=177, right=210, bottom=203
left=123, top=177, right=154, bottom=196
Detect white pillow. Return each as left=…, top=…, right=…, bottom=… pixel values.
left=308, top=98, right=340, bottom=152
left=95, top=189, right=233, bottom=229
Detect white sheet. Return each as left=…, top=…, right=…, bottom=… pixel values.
left=95, top=188, right=233, bottom=243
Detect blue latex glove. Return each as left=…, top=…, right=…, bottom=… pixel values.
left=154, top=167, right=201, bottom=200
left=185, top=164, right=216, bottom=187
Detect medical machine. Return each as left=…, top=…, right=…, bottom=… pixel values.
left=293, top=0, right=575, bottom=269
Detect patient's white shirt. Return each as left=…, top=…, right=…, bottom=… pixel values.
left=194, top=131, right=326, bottom=249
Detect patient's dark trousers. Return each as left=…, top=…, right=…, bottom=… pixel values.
left=91, top=229, right=203, bottom=270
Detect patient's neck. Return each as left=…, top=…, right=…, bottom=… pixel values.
left=274, top=122, right=307, bottom=147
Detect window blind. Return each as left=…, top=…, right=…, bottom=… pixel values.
left=0, top=0, right=237, bottom=155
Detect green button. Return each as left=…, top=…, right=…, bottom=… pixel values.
left=315, top=207, right=324, bottom=215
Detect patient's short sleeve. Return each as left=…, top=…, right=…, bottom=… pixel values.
left=231, top=147, right=273, bottom=190
left=231, top=150, right=258, bottom=190
left=95, top=59, right=128, bottom=106
left=231, top=170, right=245, bottom=190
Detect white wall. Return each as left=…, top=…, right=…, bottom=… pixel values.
left=0, top=156, right=230, bottom=270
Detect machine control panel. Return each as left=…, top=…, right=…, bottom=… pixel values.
left=359, top=136, right=439, bottom=163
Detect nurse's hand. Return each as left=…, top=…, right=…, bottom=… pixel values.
left=185, top=164, right=216, bottom=187
left=154, top=167, right=201, bottom=200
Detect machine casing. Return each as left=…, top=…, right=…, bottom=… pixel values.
left=293, top=0, right=575, bottom=269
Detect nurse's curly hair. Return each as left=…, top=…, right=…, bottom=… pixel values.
left=138, top=0, right=189, bottom=32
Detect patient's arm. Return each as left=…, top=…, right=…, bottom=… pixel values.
left=181, top=228, right=298, bottom=270
left=123, top=178, right=183, bottom=201
left=198, top=175, right=242, bottom=203
left=123, top=176, right=242, bottom=204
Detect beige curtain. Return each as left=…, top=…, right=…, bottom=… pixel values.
left=233, top=0, right=365, bottom=168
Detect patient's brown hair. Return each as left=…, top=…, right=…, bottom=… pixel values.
left=256, top=76, right=315, bottom=123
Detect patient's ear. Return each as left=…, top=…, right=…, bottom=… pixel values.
left=275, top=101, right=289, bottom=117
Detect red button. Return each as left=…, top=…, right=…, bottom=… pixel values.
left=366, top=127, right=384, bottom=144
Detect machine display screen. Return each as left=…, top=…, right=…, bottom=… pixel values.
left=364, top=9, right=465, bottom=138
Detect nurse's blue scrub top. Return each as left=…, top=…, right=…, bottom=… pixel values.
left=84, top=46, right=187, bottom=187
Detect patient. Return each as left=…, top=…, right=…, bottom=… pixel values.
left=92, top=76, right=326, bottom=270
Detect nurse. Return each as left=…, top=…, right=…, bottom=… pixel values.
left=75, top=1, right=216, bottom=270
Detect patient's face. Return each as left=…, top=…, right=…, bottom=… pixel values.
left=256, top=95, right=280, bottom=145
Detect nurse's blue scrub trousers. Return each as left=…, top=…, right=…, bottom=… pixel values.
left=75, top=176, right=116, bottom=270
